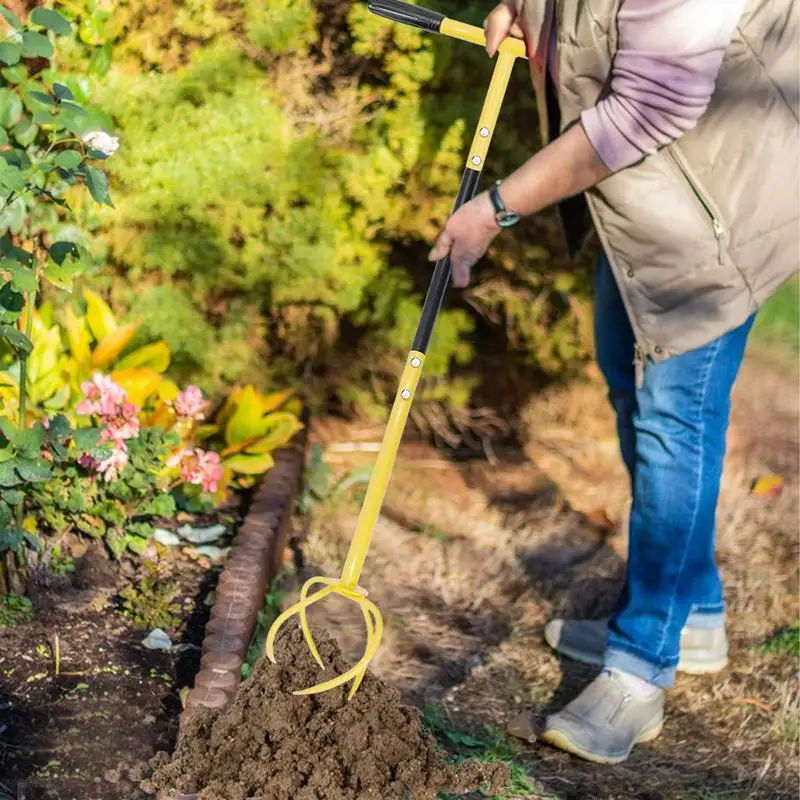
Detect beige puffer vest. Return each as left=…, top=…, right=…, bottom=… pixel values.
left=519, top=0, right=799, bottom=365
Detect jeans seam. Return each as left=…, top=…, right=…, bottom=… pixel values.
left=607, top=639, right=679, bottom=669
left=653, top=337, right=722, bottom=661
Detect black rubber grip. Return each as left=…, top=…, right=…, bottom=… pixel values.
left=368, top=0, right=444, bottom=33
left=411, top=167, right=482, bottom=354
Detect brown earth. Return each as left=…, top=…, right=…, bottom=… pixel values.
left=301, top=350, right=799, bottom=800
left=145, top=625, right=509, bottom=800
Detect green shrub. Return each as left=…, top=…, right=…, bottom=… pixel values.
left=56, top=0, right=591, bottom=418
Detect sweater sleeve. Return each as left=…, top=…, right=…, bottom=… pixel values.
left=580, top=0, right=748, bottom=172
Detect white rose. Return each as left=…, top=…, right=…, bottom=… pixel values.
left=82, top=130, right=120, bottom=158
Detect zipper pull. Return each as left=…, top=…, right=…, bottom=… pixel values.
left=712, top=219, right=725, bottom=265
left=634, top=344, right=645, bottom=389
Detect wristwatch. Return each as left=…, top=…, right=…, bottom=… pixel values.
left=488, top=180, right=520, bottom=228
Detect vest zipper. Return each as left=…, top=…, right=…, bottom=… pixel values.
left=666, top=148, right=726, bottom=265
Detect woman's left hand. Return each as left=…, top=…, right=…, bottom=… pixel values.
left=428, top=192, right=500, bottom=288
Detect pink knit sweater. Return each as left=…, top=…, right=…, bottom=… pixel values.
left=552, top=0, right=748, bottom=171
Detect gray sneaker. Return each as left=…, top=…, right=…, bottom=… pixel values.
left=544, top=617, right=729, bottom=675
left=539, top=669, right=664, bottom=763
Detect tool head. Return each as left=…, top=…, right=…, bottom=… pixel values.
left=265, top=576, right=383, bottom=700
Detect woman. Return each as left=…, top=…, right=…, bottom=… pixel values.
left=429, top=0, right=798, bottom=764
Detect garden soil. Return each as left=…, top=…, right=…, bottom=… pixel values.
left=145, top=626, right=510, bottom=800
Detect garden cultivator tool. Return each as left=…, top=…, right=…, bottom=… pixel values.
left=266, top=0, right=528, bottom=699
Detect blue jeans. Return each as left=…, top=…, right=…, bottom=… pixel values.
left=594, top=251, right=754, bottom=688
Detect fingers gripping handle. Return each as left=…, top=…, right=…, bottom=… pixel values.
left=367, top=0, right=444, bottom=32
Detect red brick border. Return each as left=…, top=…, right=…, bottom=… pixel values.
left=179, top=424, right=307, bottom=728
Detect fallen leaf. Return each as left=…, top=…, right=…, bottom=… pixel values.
left=751, top=474, right=784, bottom=499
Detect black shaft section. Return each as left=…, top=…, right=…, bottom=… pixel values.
left=411, top=167, right=482, bottom=353
left=367, top=0, right=444, bottom=32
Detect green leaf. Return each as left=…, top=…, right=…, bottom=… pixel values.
left=0, top=282, right=25, bottom=324
left=53, top=83, right=74, bottom=102
left=0, top=461, right=19, bottom=487
left=54, top=151, right=82, bottom=171
left=0, top=43, right=21, bottom=67
left=83, top=166, right=113, bottom=207
left=30, top=8, right=72, bottom=36
left=126, top=532, right=151, bottom=555
left=49, top=240, right=80, bottom=265
left=23, top=531, right=41, bottom=551
left=72, top=427, right=102, bottom=453
left=0, top=8, right=21, bottom=30
left=0, top=325, right=32, bottom=355
left=12, top=118, right=37, bottom=147
left=2, top=259, right=38, bottom=293
left=0, top=65, right=25, bottom=85
left=0, top=237, right=32, bottom=264
left=29, top=91, right=55, bottom=106
left=15, top=457, right=52, bottom=482
left=0, top=88, right=22, bottom=128
left=59, top=101, right=85, bottom=116
left=21, top=31, right=54, bottom=60
left=13, top=425, right=45, bottom=458
left=0, top=160, right=25, bottom=192
left=0, top=129, right=7, bottom=147
left=0, top=529, right=23, bottom=552
left=3, top=489, right=22, bottom=505
left=106, top=529, right=126, bottom=559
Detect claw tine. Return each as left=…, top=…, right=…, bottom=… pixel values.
left=347, top=668, right=367, bottom=700
left=265, top=583, right=336, bottom=664
left=299, top=578, right=336, bottom=670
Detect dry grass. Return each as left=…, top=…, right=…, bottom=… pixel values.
left=289, top=350, right=799, bottom=800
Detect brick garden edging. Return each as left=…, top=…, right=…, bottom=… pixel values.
left=179, top=424, right=307, bottom=728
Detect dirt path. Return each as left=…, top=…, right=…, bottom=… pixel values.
left=296, top=349, right=799, bottom=800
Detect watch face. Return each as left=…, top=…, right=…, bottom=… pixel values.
left=496, top=210, right=520, bottom=228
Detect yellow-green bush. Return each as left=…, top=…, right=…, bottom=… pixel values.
left=53, top=0, right=591, bottom=419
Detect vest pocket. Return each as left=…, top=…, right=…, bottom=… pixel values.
left=665, top=146, right=726, bottom=265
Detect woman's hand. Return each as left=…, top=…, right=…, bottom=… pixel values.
left=428, top=193, right=500, bottom=288
left=483, top=1, right=524, bottom=57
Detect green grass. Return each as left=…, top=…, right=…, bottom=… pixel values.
left=420, top=704, right=550, bottom=800
left=241, top=575, right=287, bottom=679
left=751, top=277, right=799, bottom=360
left=751, top=619, right=800, bottom=658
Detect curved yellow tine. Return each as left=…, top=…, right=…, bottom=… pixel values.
left=293, top=595, right=385, bottom=698
left=346, top=600, right=378, bottom=700
left=265, top=583, right=337, bottom=663
left=298, top=577, right=336, bottom=670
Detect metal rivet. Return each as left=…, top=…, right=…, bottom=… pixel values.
left=479, top=127, right=490, bottom=138
left=626, top=268, right=634, bottom=278
left=654, top=345, right=663, bottom=354
left=410, top=357, right=421, bottom=368
left=401, top=389, right=411, bottom=400
left=471, top=155, right=482, bottom=166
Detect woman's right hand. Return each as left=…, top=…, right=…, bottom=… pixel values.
left=483, top=1, right=524, bottom=58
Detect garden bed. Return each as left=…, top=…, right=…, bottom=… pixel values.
left=0, top=426, right=307, bottom=800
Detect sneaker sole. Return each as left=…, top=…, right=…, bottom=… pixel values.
left=540, top=718, right=664, bottom=765
left=544, top=629, right=729, bottom=676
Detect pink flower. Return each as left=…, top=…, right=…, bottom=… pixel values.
left=173, top=385, right=207, bottom=421
left=76, top=373, right=127, bottom=417
left=96, top=443, right=129, bottom=482
left=172, top=447, right=223, bottom=493
left=41, top=416, right=51, bottom=429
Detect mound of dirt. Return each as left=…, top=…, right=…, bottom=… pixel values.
left=145, top=626, right=509, bottom=800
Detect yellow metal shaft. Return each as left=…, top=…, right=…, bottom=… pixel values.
left=339, top=351, right=425, bottom=588
left=439, top=18, right=527, bottom=60
left=465, top=49, right=516, bottom=170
